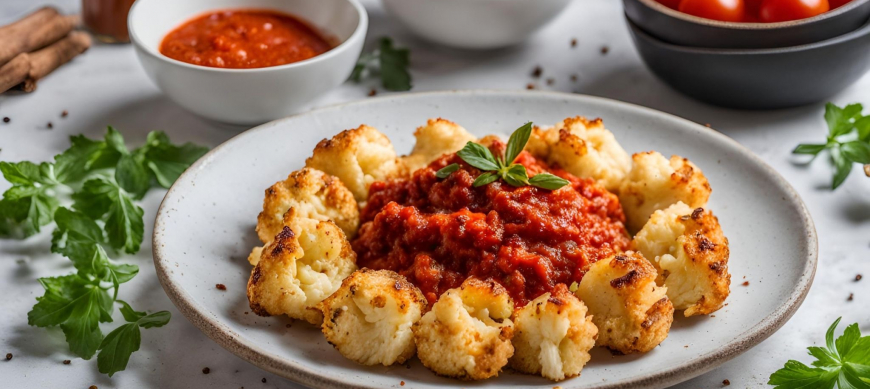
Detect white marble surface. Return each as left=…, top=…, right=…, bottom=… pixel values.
left=0, top=0, right=868, bottom=388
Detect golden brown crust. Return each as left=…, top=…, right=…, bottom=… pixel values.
left=246, top=217, right=357, bottom=325
left=575, top=252, right=674, bottom=354
left=413, top=278, right=515, bottom=380
left=305, top=124, right=406, bottom=202
left=256, top=168, right=359, bottom=243
left=619, top=151, right=712, bottom=233
left=318, top=269, right=426, bottom=366
left=509, top=284, right=598, bottom=381
left=401, top=118, right=477, bottom=173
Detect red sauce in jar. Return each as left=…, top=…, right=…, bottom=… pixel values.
left=159, top=10, right=332, bottom=69
left=352, top=143, right=630, bottom=307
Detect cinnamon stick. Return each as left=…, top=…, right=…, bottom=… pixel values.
left=20, top=31, right=92, bottom=93
left=0, top=9, right=81, bottom=66
left=0, top=53, right=30, bottom=93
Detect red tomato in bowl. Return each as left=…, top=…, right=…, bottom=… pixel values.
left=759, top=0, right=830, bottom=22
left=678, top=0, right=747, bottom=22
left=829, top=0, right=852, bottom=7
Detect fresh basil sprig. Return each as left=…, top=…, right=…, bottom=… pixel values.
left=436, top=122, right=570, bottom=190
left=769, top=317, right=870, bottom=388
left=794, top=102, right=870, bottom=189
left=350, top=37, right=412, bottom=91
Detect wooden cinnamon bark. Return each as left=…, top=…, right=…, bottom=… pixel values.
left=20, top=31, right=92, bottom=92
left=0, top=53, right=30, bottom=92
left=0, top=8, right=81, bottom=66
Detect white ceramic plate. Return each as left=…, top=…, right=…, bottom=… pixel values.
left=153, top=90, right=817, bottom=389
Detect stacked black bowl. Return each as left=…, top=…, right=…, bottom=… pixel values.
left=624, top=0, right=870, bottom=109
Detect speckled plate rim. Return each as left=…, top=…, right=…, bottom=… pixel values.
left=152, top=90, right=818, bottom=389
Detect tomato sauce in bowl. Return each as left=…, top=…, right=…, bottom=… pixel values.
left=352, top=144, right=630, bottom=307
left=159, top=10, right=333, bottom=69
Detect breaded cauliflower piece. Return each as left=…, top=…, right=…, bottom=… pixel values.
left=305, top=125, right=405, bottom=202
left=575, top=252, right=674, bottom=354
left=256, top=168, right=359, bottom=243
left=619, top=151, right=712, bottom=233
left=509, top=284, right=598, bottom=382
left=524, top=117, right=631, bottom=192
left=401, top=118, right=477, bottom=173
left=633, top=202, right=731, bottom=316
left=413, top=278, right=515, bottom=380
left=247, top=217, right=357, bottom=325
left=317, top=269, right=427, bottom=366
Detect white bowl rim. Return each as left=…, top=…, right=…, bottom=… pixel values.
left=127, top=0, right=369, bottom=73
left=153, top=89, right=818, bottom=389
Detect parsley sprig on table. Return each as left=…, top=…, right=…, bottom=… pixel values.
left=350, top=37, right=412, bottom=91
left=1, top=127, right=207, bottom=376
left=769, top=317, right=870, bottom=388
left=436, top=122, right=570, bottom=190
left=794, top=103, right=870, bottom=189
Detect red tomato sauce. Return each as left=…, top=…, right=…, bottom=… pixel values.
left=159, top=10, right=332, bottom=69
left=352, top=144, right=630, bottom=307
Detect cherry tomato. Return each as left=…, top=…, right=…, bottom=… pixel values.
left=829, top=0, right=851, bottom=8
left=678, top=0, right=747, bottom=22
left=759, top=0, right=830, bottom=22
left=658, top=0, right=684, bottom=9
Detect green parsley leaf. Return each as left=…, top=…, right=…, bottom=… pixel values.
left=53, top=136, right=107, bottom=184
left=138, top=131, right=208, bottom=188
left=793, top=144, right=829, bottom=156
left=105, top=127, right=130, bottom=155
left=857, top=116, right=870, bottom=141
left=2, top=184, right=59, bottom=237
left=0, top=161, right=44, bottom=185
left=770, top=317, right=870, bottom=389
left=378, top=37, right=411, bottom=91
left=472, top=172, right=499, bottom=187
left=457, top=142, right=500, bottom=171
left=27, top=275, right=113, bottom=359
left=73, top=178, right=144, bottom=254
left=435, top=163, right=460, bottom=178
left=841, top=141, right=870, bottom=164
left=502, top=163, right=529, bottom=187
left=97, top=302, right=170, bottom=377
left=115, top=155, right=150, bottom=199
left=51, top=207, right=104, bottom=272
left=529, top=173, right=571, bottom=190
left=833, top=148, right=854, bottom=190
left=826, top=103, right=863, bottom=138
left=504, top=122, right=532, bottom=165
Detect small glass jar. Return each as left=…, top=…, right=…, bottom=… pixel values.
left=82, top=0, right=136, bottom=43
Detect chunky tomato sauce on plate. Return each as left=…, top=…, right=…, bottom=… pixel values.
left=352, top=144, right=630, bottom=307
left=160, top=10, right=332, bottom=69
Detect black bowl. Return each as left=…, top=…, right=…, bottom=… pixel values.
left=627, top=15, right=870, bottom=109
left=624, top=0, right=870, bottom=48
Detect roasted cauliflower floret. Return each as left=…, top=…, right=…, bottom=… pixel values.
left=305, top=125, right=405, bottom=202
left=401, top=118, right=477, bottom=173
left=619, top=151, right=712, bottom=233
left=575, top=252, right=674, bottom=354
left=634, top=202, right=731, bottom=317
left=413, top=278, right=515, bottom=380
left=256, top=168, right=359, bottom=243
left=509, top=284, right=598, bottom=382
left=317, top=269, right=427, bottom=366
left=523, top=117, right=630, bottom=192
left=247, top=218, right=357, bottom=325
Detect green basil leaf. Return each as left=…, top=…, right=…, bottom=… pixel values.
left=504, top=122, right=532, bottom=165
left=529, top=173, right=570, bottom=190
left=472, top=172, right=498, bottom=187
left=826, top=103, right=863, bottom=138
left=117, top=300, right=147, bottom=322
left=841, top=141, right=870, bottom=164
left=793, top=144, right=828, bottom=156
left=857, top=116, right=870, bottom=141
left=378, top=37, right=411, bottom=91
left=502, top=164, right=529, bottom=187
left=457, top=142, right=499, bottom=171
left=435, top=163, right=460, bottom=178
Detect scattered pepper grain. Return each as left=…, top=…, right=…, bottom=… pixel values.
left=848, top=293, right=854, bottom=301
left=400, top=381, right=405, bottom=386
left=47, top=122, right=53, bottom=129
left=571, top=38, right=577, bottom=47
left=203, top=367, right=210, bottom=374
left=216, top=283, right=227, bottom=291
left=5, top=353, right=11, bottom=360
left=63, top=360, right=71, bottom=365
left=61, top=110, right=68, bottom=118
left=546, top=78, right=554, bottom=86
left=856, top=274, right=863, bottom=281
left=368, top=89, right=377, bottom=97
left=742, top=281, right=749, bottom=286
left=570, top=74, right=578, bottom=82
left=2, top=117, right=9, bottom=123
left=526, top=83, right=535, bottom=90
left=262, top=378, right=267, bottom=383
left=723, top=379, right=730, bottom=386
left=600, top=46, right=609, bottom=55
left=531, top=66, right=542, bottom=78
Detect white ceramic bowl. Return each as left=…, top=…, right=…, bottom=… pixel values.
left=128, top=0, right=367, bottom=124
left=382, top=0, right=572, bottom=49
